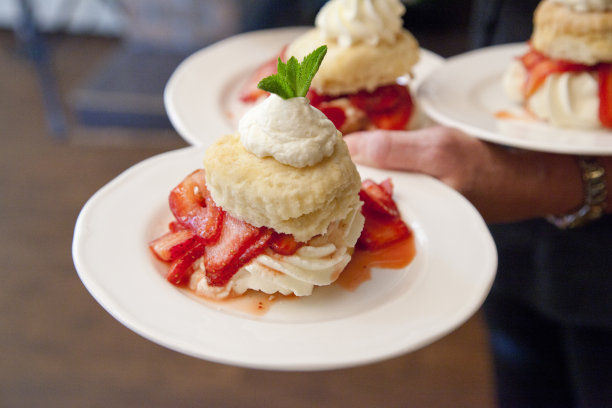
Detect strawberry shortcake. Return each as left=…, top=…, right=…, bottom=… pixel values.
left=503, top=0, right=612, bottom=128
left=150, top=46, right=412, bottom=299
left=240, top=0, right=423, bottom=134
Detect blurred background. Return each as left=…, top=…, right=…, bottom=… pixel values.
left=2, top=0, right=500, bottom=406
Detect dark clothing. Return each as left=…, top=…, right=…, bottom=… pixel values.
left=469, top=0, right=612, bottom=406
left=489, top=216, right=612, bottom=328
left=485, top=292, right=612, bottom=408
left=487, top=218, right=612, bottom=407
left=470, top=0, right=539, bottom=48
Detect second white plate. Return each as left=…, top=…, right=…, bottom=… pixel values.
left=164, top=27, right=444, bottom=146
left=417, top=43, right=612, bottom=155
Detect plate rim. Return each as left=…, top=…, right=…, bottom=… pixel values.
left=164, top=27, right=311, bottom=146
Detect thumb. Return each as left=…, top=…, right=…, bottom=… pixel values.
left=344, top=130, right=419, bottom=170
left=344, top=130, right=393, bottom=168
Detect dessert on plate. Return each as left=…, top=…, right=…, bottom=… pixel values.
left=150, top=46, right=412, bottom=300
left=502, top=0, right=612, bottom=128
left=239, top=0, right=424, bottom=134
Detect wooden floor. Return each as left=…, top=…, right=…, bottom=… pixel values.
left=0, top=31, right=496, bottom=407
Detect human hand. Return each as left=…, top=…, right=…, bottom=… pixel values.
left=345, top=125, right=492, bottom=194
left=344, top=126, right=587, bottom=223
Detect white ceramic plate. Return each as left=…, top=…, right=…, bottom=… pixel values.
left=417, top=43, right=612, bottom=155
left=72, top=146, right=497, bottom=371
left=164, top=27, right=445, bottom=146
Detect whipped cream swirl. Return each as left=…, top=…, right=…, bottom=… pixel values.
left=315, top=0, right=406, bottom=47
left=239, top=94, right=338, bottom=168
left=550, top=0, right=612, bottom=11
left=503, top=60, right=601, bottom=128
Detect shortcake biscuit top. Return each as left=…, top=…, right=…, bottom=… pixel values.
left=287, top=0, right=419, bottom=95
left=532, top=0, right=612, bottom=64
left=550, top=0, right=612, bottom=11
left=203, top=133, right=361, bottom=242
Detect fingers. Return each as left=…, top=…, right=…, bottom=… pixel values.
left=345, top=130, right=391, bottom=168
left=344, top=126, right=489, bottom=190
left=345, top=127, right=447, bottom=171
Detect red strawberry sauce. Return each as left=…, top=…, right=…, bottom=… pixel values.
left=336, top=235, right=416, bottom=292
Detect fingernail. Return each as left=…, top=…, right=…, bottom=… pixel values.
left=344, top=136, right=358, bottom=154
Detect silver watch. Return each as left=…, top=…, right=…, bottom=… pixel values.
left=546, top=156, right=608, bottom=229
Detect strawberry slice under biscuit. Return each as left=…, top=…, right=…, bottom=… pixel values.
left=168, top=169, right=223, bottom=243
left=203, top=213, right=272, bottom=287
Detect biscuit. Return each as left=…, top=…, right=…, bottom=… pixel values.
left=203, top=133, right=362, bottom=242
left=287, top=28, right=420, bottom=95
left=532, top=0, right=612, bottom=64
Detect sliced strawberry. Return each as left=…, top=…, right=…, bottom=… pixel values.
left=519, top=48, right=546, bottom=70
left=319, top=106, right=347, bottom=130
left=203, top=214, right=265, bottom=286
left=598, top=64, right=612, bottom=128
left=368, top=98, right=413, bottom=130
left=269, top=232, right=303, bottom=255
left=239, top=47, right=287, bottom=103
left=357, top=211, right=411, bottom=251
left=307, top=89, right=334, bottom=107
left=239, top=228, right=274, bottom=264
left=348, top=85, right=413, bottom=130
left=524, top=58, right=560, bottom=96
left=168, top=169, right=223, bottom=243
left=349, top=84, right=406, bottom=113
left=379, top=178, right=394, bottom=197
left=166, top=240, right=206, bottom=286
left=359, top=179, right=400, bottom=219
left=358, top=178, right=411, bottom=250
left=149, top=229, right=198, bottom=262
left=168, top=221, right=187, bottom=232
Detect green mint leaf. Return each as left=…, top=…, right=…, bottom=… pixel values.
left=257, top=45, right=327, bottom=99
left=285, top=57, right=299, bottom=97
left=296, top=45, right=327, bottom=97
left=257, top=73, right=293, bottom=99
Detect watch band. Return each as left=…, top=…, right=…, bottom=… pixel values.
left=546, top=156, right=608, bottom=229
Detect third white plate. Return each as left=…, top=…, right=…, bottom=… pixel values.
left=417, top=43, right=612, bottom=155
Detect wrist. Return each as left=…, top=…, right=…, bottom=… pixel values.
left=546, top=156, right=608, bottom=229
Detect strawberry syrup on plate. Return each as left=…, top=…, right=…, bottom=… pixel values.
left=336, top=235, right=416, bottom=292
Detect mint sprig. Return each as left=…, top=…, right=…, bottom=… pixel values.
left=257, top=45, right=327, bottom=99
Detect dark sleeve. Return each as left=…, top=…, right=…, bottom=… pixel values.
left=469, top=0, right=540, bottom=48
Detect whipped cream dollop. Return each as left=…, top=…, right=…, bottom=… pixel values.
left=190, top=206, right=365, bottom=298
left=315, top=0, right=406, bottom=47
left=503, top=60, right=601, bottom=128
left=238, top=94, right=338, bottom=168
left=550, top=0, right=612, bottom=11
